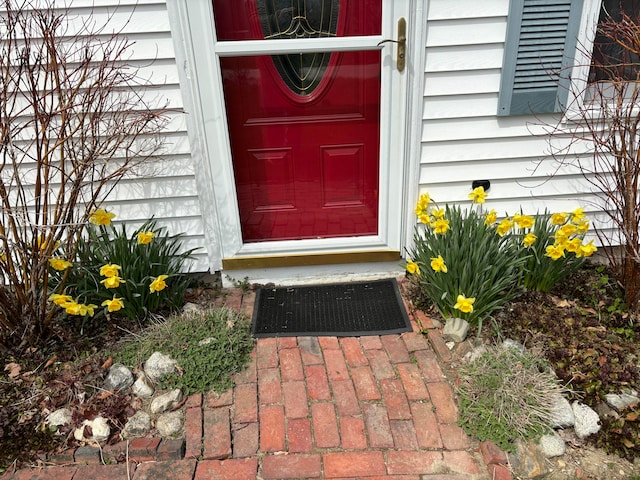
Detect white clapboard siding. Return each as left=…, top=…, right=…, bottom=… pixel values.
left=420, top=0, right=598, bottom=226
left=46, top=0, right=206, bottom=269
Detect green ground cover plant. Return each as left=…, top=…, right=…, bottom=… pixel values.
left=112, top=307, right=255, bottom=395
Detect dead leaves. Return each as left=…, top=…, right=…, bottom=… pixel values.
left=4, top=362, right=21, bottom=378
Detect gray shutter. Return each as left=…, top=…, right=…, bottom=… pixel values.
left=498, top=0, right=583, bottom=116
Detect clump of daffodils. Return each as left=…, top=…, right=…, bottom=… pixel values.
left=407, top=187, right=597, bottom=325
left=48, top=209, right=170, bottom=318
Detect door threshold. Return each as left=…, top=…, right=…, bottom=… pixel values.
left=221, top=251, right=403, bottom=287
left=222, top=250, right=401, bottom=270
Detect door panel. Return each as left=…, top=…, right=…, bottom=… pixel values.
left=214, top=0, right=382, bottom=242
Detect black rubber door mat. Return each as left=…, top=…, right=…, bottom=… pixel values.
left=251, top=278, right=412, bottom=337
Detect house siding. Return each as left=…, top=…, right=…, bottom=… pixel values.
left=421, top=0, right=600, bottom=231
left=59, top=0, right=208, bottom=270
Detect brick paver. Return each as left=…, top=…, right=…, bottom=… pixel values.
left=10, top=281, right=493, bottom=480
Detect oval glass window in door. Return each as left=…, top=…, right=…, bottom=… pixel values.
left=256, top=0, right=339, bottom=95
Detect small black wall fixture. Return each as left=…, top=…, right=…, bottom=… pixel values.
left=472, top=180, right=491, bottom=192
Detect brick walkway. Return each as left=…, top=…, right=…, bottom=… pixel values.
left=3, top=281, right=493, bottom=479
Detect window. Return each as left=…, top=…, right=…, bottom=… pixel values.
left=589, top=0, right=640, bottom=82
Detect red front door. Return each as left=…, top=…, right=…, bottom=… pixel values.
left=213, top=0, right=382, bottom=242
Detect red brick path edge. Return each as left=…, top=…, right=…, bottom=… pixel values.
left=2, top=278, right=512, bottom=480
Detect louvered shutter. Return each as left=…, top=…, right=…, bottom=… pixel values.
left=498, top=0, right=583, bottom=116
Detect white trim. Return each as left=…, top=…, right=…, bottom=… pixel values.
left=167, top=0, right=417, bottom=274
left=215, top=36, right=385, bottom=56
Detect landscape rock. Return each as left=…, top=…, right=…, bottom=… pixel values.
left=572, top=401, right=601, bottom=439
left=122, top=410, right=151, bottom=438
left=182, top=302, right=202, bottom=314
left=502, top=338, right=525, bottom=353
left=150, top=388, right=183, bottom=414
left=463, top=344, right=488, bottom=364
left=605, top=392, right=640, bottom=411
left=47, top=408, right=72, bottom=428
left=156, top=410, right=184, bottom=437
left=103, top=363, right=134, bottom=391
left=442, top=317, right=470, bottom=343
left=538, top=432, right=566, bottom=457
left=145, top=352, right=178, bottom=383
left=549, top=394, right=575, bottom=428
left=509, top=439, right=549, bottom=479
left=595, top=401, right=620, bottom=420
left=73, top=416, right=110, bottom=444
left=132, top=373, right=154, bottom=399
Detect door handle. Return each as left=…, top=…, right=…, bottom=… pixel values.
left=377, top=17, right=406, bottom=72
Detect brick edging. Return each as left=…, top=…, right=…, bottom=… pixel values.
left=480, top=440, right=514, bottom=480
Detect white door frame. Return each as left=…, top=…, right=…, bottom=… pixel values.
left=166, top=0, right=424, bottom=272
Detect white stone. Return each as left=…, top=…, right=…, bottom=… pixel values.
left=73, top=416, right=110, bottom=444
left=132, top=373, right=154, bottom=399
left=47, top=408, right=72, bottom=427
left=605, top=392, right=640, bottom=411
left=572, top=402, right=601, bottom=439
left=145, top=352, right=178, bottom=383
left=123, top=411, right=152, bottom=438
left=463, top=345, right=488, bottom=364
left=538, top=432, right=566, bottom=457
left=182, top=302, right=202, bottom=314
left=502, top=338, right=525, bottom=353
left=156, top=410, right=184, bottom=437
left=150, top=388, right=183, bottom=414
left=104, top=363, right=134, bottom=391
left=442, top=317, right=470, bottom=343
left=548, top=394, right=575, bottom=428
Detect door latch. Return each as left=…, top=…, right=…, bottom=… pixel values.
left=377, top=17, right=406, bottom=72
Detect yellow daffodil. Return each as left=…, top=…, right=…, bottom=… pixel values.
left=545, top=244, right=565, bottom=260
left=418, top=213, right=431, bottom=225
left=577, top=240, right=597, bottom=258
left=550, top=212, right=568, bottom=225
left=49, top=258, right=72, bottom=271
left=576, top=220, right=590, bottom=234
left=35, top=236, right=60, bottom=252
left=137, top=231, right=156, bottom=245
left=49, top=293, right=73, bottom=306
left=454, top=294, right=475, bottom=314
left=102, top=296, right=125, bottom=312
left=566, top=237, right=583, bottom=253
left=514, top=214, right=535, bottom=229
left=406, top=259, right=420, bottom=275
left=415, top=193, right=430, bottom=217
left=77, top=303, right=98, bottom=317
left=558, top=223, right=577, bottom=238
left=89, top=208, right=116, bottom=226
left=433, top=218, right=450, bottom=235
left=571, top=207, right=586, bottom=223
left=523, top=232, right=537, bottom=248
left=100, top=263, right=122, bottom=278
left=484, top=209, right=497, bottom=226
left=64, top=302, right=82, bottom=315
left=430, top=255, right=447, bottom=273
left=149, top=274, right=169, bottom=293
left=496, top=218, right=513, bottom=237
left=100, top=275, right=126, bottom=289
left=430, top=208, right=445, bottom=219
left=468, top=186, right=487, bottom=204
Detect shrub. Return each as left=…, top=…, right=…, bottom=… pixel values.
left=50, top=214, right=197, bottom=322
left=457, top=345, right=563, bottom=452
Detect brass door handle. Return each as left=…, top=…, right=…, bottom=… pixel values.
left=377, top=17, right=406, bottom=72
